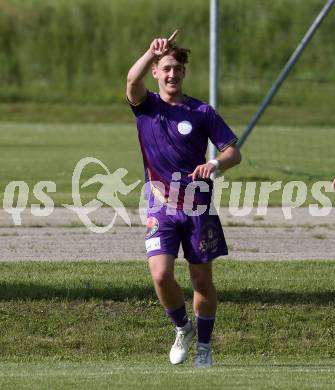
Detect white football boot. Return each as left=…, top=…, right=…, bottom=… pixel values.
left=169, top=319, right=195, bottom=364
left=194, top=342, right=213, bottom=368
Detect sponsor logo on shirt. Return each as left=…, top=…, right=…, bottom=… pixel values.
left=177, top=120, right=193, bottom=135
left=145, top=237, right=161, bottom=252
left=145, top=216, right=159, bottom=238
left=199, top=225, right=219, bottom=254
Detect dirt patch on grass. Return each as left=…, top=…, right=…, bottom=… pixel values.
left=0, top=208, right=334, bottom=261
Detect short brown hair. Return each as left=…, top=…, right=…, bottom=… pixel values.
left=154, top=44, right=191, bottom=65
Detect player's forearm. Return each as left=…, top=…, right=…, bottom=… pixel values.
left=127, top=49, right=156, bottom=85
left=189, top=145, right=241, bottom=181
left=216, top=145, right=241, bottom=171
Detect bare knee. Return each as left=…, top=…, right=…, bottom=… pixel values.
left=192, top=275, right=214, bottom=295
left=151, top=269, right=174, bottom=287
left=149, top=255, right=175, bottom=288
left=190, top=265, right=215, bottom=295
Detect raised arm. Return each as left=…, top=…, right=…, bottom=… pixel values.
left=126, top=31, right=178, bottom=105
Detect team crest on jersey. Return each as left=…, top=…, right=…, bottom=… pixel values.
left=146, top=217, right=159, bottom=238
left=177, top=120, right=193, bottom=135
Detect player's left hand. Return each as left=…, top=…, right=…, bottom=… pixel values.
left=188, top=162, right=217, bottom=181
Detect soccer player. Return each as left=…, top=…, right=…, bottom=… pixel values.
left=126, top=32, right=241, bottom=368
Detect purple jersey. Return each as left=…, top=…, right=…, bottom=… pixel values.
left=129, top=91, right=237, bottom=208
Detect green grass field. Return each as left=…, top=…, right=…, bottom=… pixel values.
left=0, top=120, right=334, bottom=208
left=0, top=360, right=335, bottom=389
left=0, top=260, right=334, bottom=389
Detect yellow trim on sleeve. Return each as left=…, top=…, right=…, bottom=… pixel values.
left=219, top=137, right=238, bottom=152
left=126, top=90, right=148, bottom=107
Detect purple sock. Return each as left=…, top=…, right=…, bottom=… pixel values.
left=196, top=314, right=215, bottom=344
left=165, top=304, right=188, bottom=327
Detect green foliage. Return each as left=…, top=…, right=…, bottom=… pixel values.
left=0, top=0, right=334, bottom=105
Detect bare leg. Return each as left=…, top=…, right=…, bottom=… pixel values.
left=148, top=254, right=185, bottom=309
left=189, top=262, right=217, bottom=317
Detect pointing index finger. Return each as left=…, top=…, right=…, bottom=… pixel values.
left=168, top=30, right=179, bottom=43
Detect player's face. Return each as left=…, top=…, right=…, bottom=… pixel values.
left=152, top=55, right=185, bottom=95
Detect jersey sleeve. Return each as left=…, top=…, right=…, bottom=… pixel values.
left=127, top=90, right=155, bottom=117
left=205, top=105, right=238, bottom=151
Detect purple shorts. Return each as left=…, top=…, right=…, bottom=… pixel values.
left=145, top=205, right=228, bottom=264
